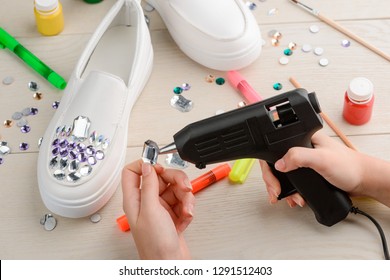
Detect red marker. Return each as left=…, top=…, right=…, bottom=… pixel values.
left=116, top=163, right=231, bottom=232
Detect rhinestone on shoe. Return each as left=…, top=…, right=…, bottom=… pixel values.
left=48, top=116, right=110, bottom=184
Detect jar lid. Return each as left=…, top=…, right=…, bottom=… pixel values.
left=347, top=77, right=374, bottom=102
left=35, top=0, right=59, bottom=12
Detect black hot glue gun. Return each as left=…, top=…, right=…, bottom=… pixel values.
left=158, top=89, right=352, bottom=226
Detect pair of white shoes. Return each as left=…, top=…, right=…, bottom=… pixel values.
left=37, top=0, right=262, bottom=218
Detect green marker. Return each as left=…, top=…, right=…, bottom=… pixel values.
left=0, top=27, right=67, bottom=90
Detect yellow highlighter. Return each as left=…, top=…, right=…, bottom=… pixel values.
left=229, top=158, right=256, bottom=184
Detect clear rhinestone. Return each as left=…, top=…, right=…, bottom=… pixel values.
left=59, top=158, right=69, bottom=170
left=341, top=39, right=351, bottom=47
left=68, top=160, right=79, bottom=172
left=71, top=116, right=91, bottom=141
left=102, top=138, right=110, bottom=150
left=95, top=135, right=104, bottom=147
left=95, top=150, right=105, bottom=160
left=0, top=157, right=3, bottom=165
left=88, top=156, right=97, bottom=165
left=28, top=81, right=39, bottom=91
left=79, top=164, right=92, bottom=176
left=56, top=126, right=64, bottom=137
left=41, top=214, right=57, bottom=231
left=0, top=145, right=11, bottom=156
left=89, top=131, right=97, bottom=144
left=12, top=112, right=23, bottom=120
left=38, top=137, right=43, bottom=148
left=22, top=108, right=32, bottom=116
left=90, top=213, right=101, bottom=223
left=67, top=142, right=76, bottom=150
left=77, top=152, right=87, bottom=163
left=49, top=156, right=59, bottom=169
left=319, top=58, right=329, bottom=67
left=2, top=76, right=14, bottom=85
left=309, top=25, right=320, bottom=33
left=52, top=101, right=60, bottom=109
left=301, top=44, right=312, bottom=53
left=30, top=108, right=38, bottom=115
left=53, top=169, right=65, bottom=180
left=165, top=153, right=188, bottom=169
left=314, top=47, right=324, bottom=56
left=170, top=95, right=193, bottom=112
left=20, top=124, right=31, bottom=133
left=67, top=172, right=81, bottom=183
left=86, top=145, right=96, bottom=156
left=16, top=119, right=28, bottom=127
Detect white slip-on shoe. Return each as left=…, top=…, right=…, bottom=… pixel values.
left=146, top=0, right=262, bottom=71
left=37, top=0, right=153, bottom=218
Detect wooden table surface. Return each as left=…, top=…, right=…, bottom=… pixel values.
left=1, top=0, right=390, bottom=259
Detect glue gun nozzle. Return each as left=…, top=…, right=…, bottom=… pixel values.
left=159, top=142, right=177, bottom=155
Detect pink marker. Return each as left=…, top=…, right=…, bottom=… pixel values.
left=227, top=70, right=262, bottom=103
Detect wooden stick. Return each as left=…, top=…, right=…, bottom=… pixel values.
left=290, top=0, right=390, bottom=62
left=289, top=77, right=357, bottom=151
left=317, top=14, right=390, bottom=62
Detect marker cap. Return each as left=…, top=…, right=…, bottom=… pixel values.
left=116, top=215, right=130, bottom=232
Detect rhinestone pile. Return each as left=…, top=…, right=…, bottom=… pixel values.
left=49, top=116, right=110, bottom=183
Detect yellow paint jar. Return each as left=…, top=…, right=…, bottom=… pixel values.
left=34, top=0, right=64, bottom=36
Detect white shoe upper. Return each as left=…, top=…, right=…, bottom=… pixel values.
left=37, top=0, right=153, bottom=218
left=147, top=0, right=262, bottom=70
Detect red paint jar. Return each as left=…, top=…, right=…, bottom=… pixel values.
left=342, top=77, right=374, bottom=125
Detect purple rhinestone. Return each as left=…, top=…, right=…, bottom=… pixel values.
left=59, top=139, right=68, bottom=148
left=76, top=143, right=86, bottom=153
left=52, top=101, right=60, bottom=109
left=86, top=145, right=96, bottom=156
left=88, top=156, right=97, bottom=165
left=77, top=152, right=87, bottom=163
left=95, top=150, right=105, bottom=160
left=19, top=142, right=29, bottom=151
left=68, top=150, right=77, bottom=160
left=30, top=107, right=39, bottom=115
left=60, top=148, right=68, bottom=157
left=0, top=157, right=4, bottom=165
left=20, top=125, right=31, bottom=133
left=52, top=139, right=59, bottom=147
left=52, top=147, right=60, bottom=156
left=67, top=142, right=76, bottom=150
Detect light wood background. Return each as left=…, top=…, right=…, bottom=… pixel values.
left=1, top=0, right=390, bottom=259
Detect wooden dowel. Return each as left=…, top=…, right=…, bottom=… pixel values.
left=289, top=77, right=357, bottom=151
left=317, top=14, right=390, bottom=62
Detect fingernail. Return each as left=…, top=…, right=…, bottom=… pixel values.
left=292, top=196, right=304, bottom=207
left=287, top=199, right=295, bottom=208
left=187, top=203, right=194, bottom=217
left=142, top=162, right=152, bottom=176
left=275, top=159, right=285, bottom=171
left=183, top=178, right=193, bottom=191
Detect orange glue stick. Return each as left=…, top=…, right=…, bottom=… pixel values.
left=116, top=163, right=231, bottom=232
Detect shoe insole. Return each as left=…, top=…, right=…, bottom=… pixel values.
left=82, top=25, right=137, bottom=83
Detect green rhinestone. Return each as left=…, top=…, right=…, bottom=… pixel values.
left=283, top=48, right=293, bottom=56
left=273, top=82, right=283, bottom=90
left=173, top=86, right=183, bottom=94
left=215, top=77, right=225, bottom=85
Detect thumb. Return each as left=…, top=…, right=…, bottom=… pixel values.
left=140, top=162, right=160, bottom=204
left=275, top=147, right=319, bottom=173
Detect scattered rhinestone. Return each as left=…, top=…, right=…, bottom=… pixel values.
left=341, top=39, right=351, bottom=47
left=279, top=56, right=289, bottom=65
left=215, top=77, right=225, bottom=85
left=90, top=213, right=102, bottom=223
left=19, top=142, right=29, bottom=151
left=273, top=82, right=283, bottom=90
left=2, top=76, right=14, bottom=85
left=314, top=47, right=324, bottom=56
left=170, top=95, right=193, bottom=112
left=28, top=81, right=39, bottom=91
left=40, top=214, right=57, bottom=231
left=319, top=58, right=329, bottom=67
left=309, top=25, right=320, bottom=33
